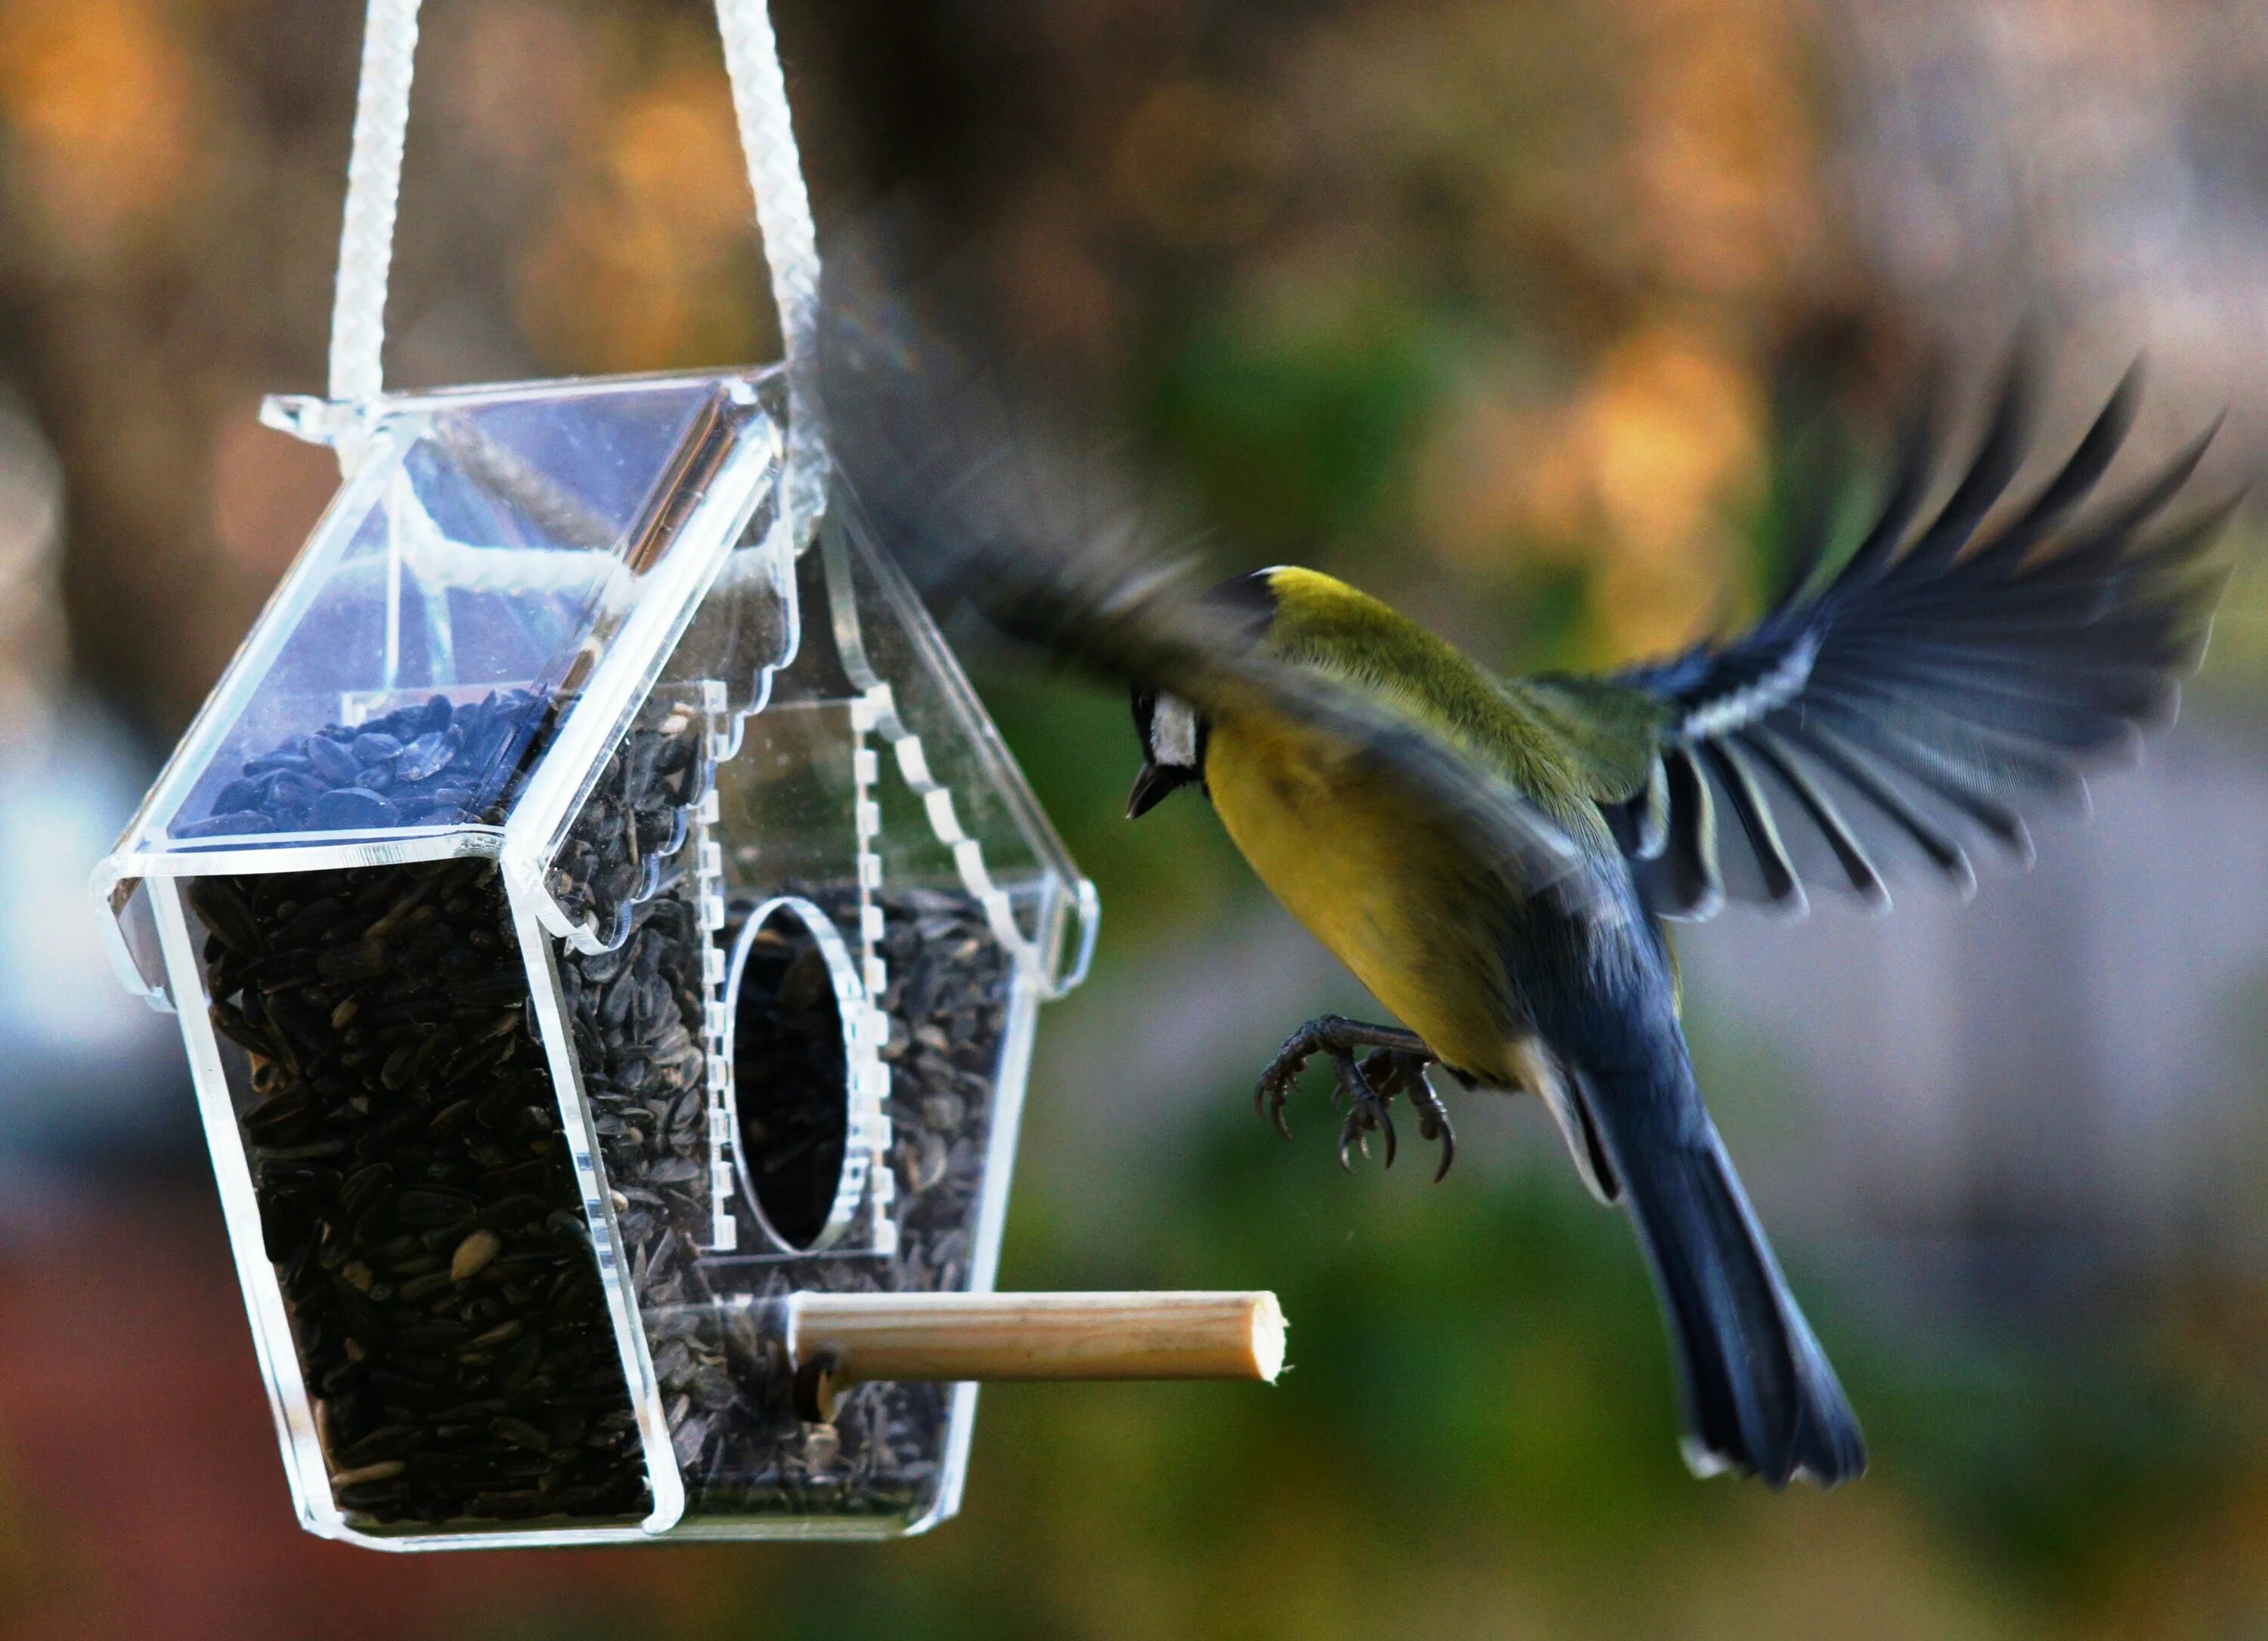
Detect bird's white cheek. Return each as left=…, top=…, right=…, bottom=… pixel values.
left=1151, top=693, right=1200, bottom=768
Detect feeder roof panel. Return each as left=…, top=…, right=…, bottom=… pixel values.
left=110, top=370, right=782, bottom=869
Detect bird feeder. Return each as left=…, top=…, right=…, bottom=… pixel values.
left=89, top=0, right=1282, bottom=1552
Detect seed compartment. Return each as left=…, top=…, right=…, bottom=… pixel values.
left=187, top=859, right=654, bottom=1535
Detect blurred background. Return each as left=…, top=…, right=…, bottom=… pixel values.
left=8, top=0, right=2268, bottom=1635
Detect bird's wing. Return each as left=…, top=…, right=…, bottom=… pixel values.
left=1583, top=361, right=2239, bottom=921
left=820, top=242, right=1610, bottom=918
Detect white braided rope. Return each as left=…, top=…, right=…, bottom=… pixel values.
left=386, top=472, right=633, bottom=597
left=327, top=0, right=828, bottom=549
left=715, top=0, right=829, bottom=554
left=327, top=0, right=421, bottom=469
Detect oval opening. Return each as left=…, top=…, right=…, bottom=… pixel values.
left=722, top=897, right=864, bottom=1251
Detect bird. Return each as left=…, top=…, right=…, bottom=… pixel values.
left=822, top=281, right=2239, bottom=1488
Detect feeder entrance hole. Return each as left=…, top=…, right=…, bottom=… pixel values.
left=722, top=896, right=864, bottom=1252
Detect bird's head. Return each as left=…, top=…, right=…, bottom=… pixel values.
left=1126, top=686, right=1207, bottom=818
left=1123, top=566, right=1287, bottom=819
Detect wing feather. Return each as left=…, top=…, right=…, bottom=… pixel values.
left=1740, top=729, right=1888, bottom=907
left=1602, top=358, right=2235, bottom=921
left=821, top=243, right=1610, bottom=920
left=1703, top=741, right=1805, bottom=915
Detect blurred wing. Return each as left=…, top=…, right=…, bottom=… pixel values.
left=820, top=246, right=1606, bottom=915
left=1599, top=359, right=2240, bottom=921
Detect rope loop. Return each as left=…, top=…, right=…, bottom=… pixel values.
left=327, top=0, right=828, bottom=552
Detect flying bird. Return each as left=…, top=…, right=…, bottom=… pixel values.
left=823, top=289, right=2239, bottom=1488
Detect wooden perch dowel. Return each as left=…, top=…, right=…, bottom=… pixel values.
left=784, top=1290, right=1287, bottom=1422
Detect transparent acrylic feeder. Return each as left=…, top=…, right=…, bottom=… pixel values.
left=91, top=367, right=1102, bottom=1547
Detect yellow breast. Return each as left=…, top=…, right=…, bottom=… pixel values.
left=1203, top=710, right=1522, bottom=1083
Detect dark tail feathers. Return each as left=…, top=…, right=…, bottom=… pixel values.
left=1580, top=1064, right=1867, bottom=1488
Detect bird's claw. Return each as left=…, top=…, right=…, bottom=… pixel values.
left=1255, top=1017, right=1335, bottom=1141
left=1252, top=1015, right=1455, bottom=1179
left=1331, top=1048, right=1398, bottom=1171
left=1394, top=1055, right=1458, bottom=1183
left=1255, top=1051, right=1300, bottom=1141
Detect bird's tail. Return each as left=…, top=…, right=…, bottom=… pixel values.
left=1577, top=1056, right=1867, bottom=1487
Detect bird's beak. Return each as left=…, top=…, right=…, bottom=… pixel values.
left=1126, top=760, right=1178, bottom=819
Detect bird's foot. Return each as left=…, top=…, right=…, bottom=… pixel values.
left=1254, top=1015, right=1455, bottom=1180
left=1365, top=1046, right=1458, bottom=1182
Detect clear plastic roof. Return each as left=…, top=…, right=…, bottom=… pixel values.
left=118, top=370, right=779, bottom=857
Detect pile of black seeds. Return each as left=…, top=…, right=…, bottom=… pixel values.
left=179, top=676, right=1032, bottom=1528
left=548, top=703, right=740, bottom=1477
left=546, top=705, right=707, bottom=945
left=670, top=883, right=1012, bottom=1522
left=191, top=859, right=648, bottom=1528
left=556, top=885, right=731, bottom=1475
left=729, top=921, right=850, bottom=1249
left=177, top=689, right=547, bottom=838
